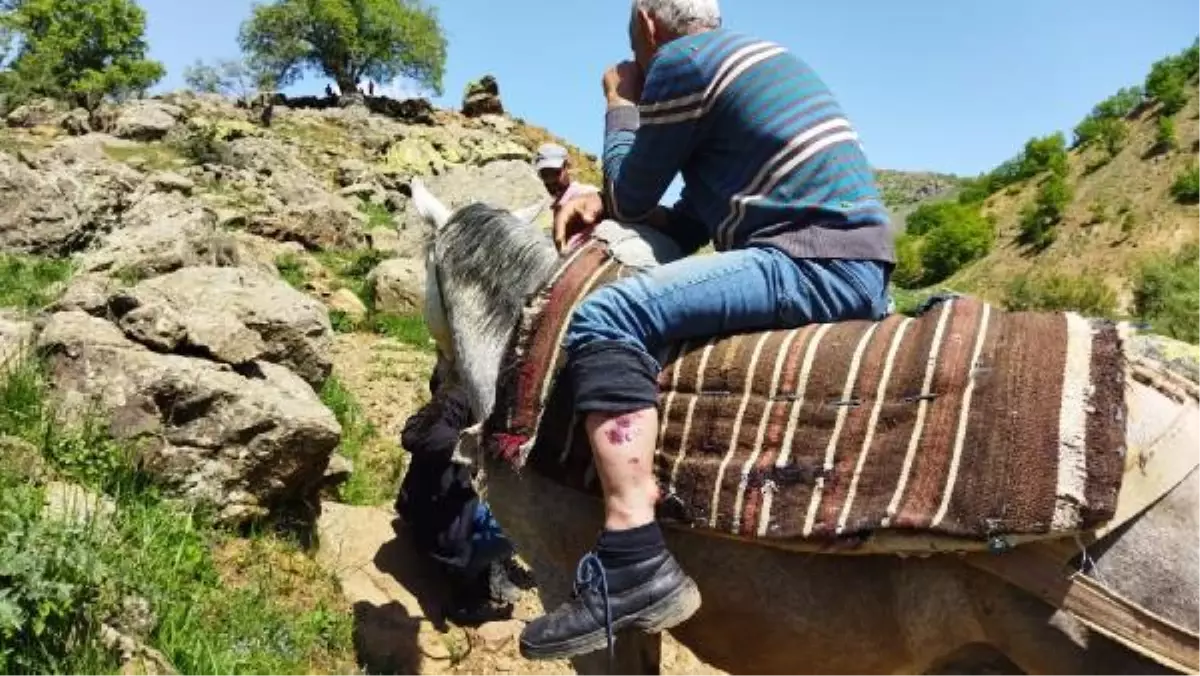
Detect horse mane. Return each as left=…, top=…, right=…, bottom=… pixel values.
left=430, top=202, right=559, bottom=350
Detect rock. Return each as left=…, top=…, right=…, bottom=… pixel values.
left=147, top=171, right=195, bottom=195
left=108, top=266, right=333, bottom=386
left=60, top=108, right=91, bottom=136
left=367, top=258, right=426, bottom=315
left=0, top=435, right=48, bottom=484
left=462, top=75, right=504, bottom=117
left=478, top=113, right=515, bottom=135
left=246, top=198, right=365, bottom=251
left=474, top=619, right=523, bottom=650
left=335, top=159, right=372, bottom=187
left=338, top=182, right=381, bottom=201
left=1130, top=333, right=1200, bottom=384
left=327, top=288, right=368, bottom=322
left=112, top=596, right=157, bottom=640
left=50, top=272, right=123, bottom=315
left=77, top=192, right=242, bottom=279
left=100, top=622, right=177, bottom=676
left=37, top=311, right=341, bottom=522
left=6, top=98, right=66, bottom=128
left=466, top=136, right=532, bottom=166
left=323, top=453, right=354, bottom=486
left=365, top=227, right=402, bottom=255
left=43, top=481, right=116, bottom=526
left=383, top=136, right=449, bottom=176
left=0, top=148, right=139, bottom=255
left=113, top=100, right=184, bottom=141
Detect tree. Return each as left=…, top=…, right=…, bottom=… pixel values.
left=1145, top=40, right=1198, bottom=116
left=238, top=0, right=447, bottom=96
left=1094, top=117, right=1127, bottom=158
left=1019, top=173, right=1072, bottom=249
left=919, top=207, right=995, bottom=283
left=1155, top=116, right=1178, bottom=153
left=0, top=0, right=164, bottom=110
left=891, top=233, right=925, bottom=288
left=1020, top=133, right=1068, bottom=178
left=183, top=58, right=266, bottom=100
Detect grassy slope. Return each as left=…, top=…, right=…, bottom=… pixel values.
left=946, top=87, right=1200, bottom=310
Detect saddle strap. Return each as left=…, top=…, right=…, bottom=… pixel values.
left=964, top=544, right=1200, bottom=674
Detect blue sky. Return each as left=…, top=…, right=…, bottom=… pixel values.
left=141, top=0, right=1199, bottom=178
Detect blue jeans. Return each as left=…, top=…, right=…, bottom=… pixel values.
left=563, top=246, right=890, bottom=414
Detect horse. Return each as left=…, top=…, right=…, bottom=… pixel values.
left=407, top=179, right=1199, bottom=675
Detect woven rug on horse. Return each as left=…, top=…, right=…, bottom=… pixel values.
left=482, top=240, right=1128, bottom=548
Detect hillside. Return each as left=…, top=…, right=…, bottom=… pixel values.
left=875, top=168, right=963, bottom=223
left=950, top=87, right=1199, bottom=308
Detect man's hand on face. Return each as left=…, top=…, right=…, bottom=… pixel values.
left=552, top=191, right=605, bottom=252
left=602, top=60, right=644, bottom=107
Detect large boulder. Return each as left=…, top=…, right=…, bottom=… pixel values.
left=367, top=258, right=425, bottom=315
left=36, top=311, right=340, bottom=523
left=106, top=266, right=334, bottom=387
left=112, top=100, right=184, bottom=141
left=461, top=75, right=503, bottom=117
left=76, top=191, right=244, bottom=279
left=5, top=98, right=67, bottom=128
left=0, top=148, right=138, bottom=255
left=246, top=197, right=366, bottom=251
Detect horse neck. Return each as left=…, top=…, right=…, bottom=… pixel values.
left=434, top=213, right=559, bottom=421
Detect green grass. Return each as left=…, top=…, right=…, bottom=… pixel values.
left=1003, top=272, right=1119, bottom=316
left=0, top=356, right=359, bottom=674
left=101, top=143, right=183, bottom=172
left=368, top=313, right=434, bottom=351
left=274, top=253, right=308, bottom=291
left=357, top=200, right=394, bottom=229
left=318, top=376, right=400, bottom=506
left=0, top=254, right=73, bottom=312
left=315, top=248, right=387, bottom=306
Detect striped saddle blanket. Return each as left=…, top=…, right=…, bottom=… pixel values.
left=482, top=241, right=1128, bottom=552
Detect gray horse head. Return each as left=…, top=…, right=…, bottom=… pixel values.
left=410, top=178, right=560, bottom=425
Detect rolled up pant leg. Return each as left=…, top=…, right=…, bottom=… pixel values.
left=564, top=246, right=890, bottom=415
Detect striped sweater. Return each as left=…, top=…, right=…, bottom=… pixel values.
left=603, top=28, right=895, bottom=263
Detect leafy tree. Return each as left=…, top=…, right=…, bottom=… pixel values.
left=238, top=0, right=448, bottom=96
left=1021, top=132, right=1069, bottom=178
left=919, top=207, right=995, bottom=283
left=183, top=58, right=267, bottom=100
left=1133, top=244, right=1199, bottom=344
left=1145, top=40, right=1198, bottom=116
left=1094, top=117, right=1128, bottom=158
left=1019, top=173, right=1072, bottom=249
left=0, top=0, right=164, bottom=110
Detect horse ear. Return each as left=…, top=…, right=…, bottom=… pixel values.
left=410, top=178, right=451, bottom=230
left=511, top=197, right=549, bottom=224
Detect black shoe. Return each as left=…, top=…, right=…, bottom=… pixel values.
left=488, top=559, right=523, bottom=605
left=518, top=551, right=701, bottom=661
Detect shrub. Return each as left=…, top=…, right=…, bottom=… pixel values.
left=1155, top=116, right=1178, bottom=153
left=1145, top=40, right=1198, bottom=116
left=1169, top=166, right=1199, bottom=204
left=919, top=209, right=994, bottom=284
left=1133, top=245, right=1199, bottom=344
left=1074, top=86, right=1143, bottom=147
left=170, top=124, right=234, bottom=166
left=1004, top=273, right=1118, bottom=316
left=891, top=233, right=925, bottom=289
left=1019, top=173, right=1072, bottom=248
left=1095, top=117, right=1128, bottom=158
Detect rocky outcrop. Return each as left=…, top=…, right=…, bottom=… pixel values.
left=0, top=145, right=138, bottom=254
left=462, top=75, right=503, bottom=117
left=112, top=100, right=184, bottom=141
left=106, top=266, right=334, bottom=387
left=5, top=98, right=67, bottom=128
left=36, top=310, right=340, bottom=523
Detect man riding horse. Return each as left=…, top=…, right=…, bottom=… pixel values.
left=520, top=0, right=897, bottom=661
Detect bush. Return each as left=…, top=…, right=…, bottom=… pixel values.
left=1021, top=133, right=1069, bottom=178
left=919, top=209, right=994, bottom=284
left=169, top=124, right=234, bottom=166
left=891, top=233, right=925, bottom=289
left=1155, top=116, right=1179, bottom=154
left=1019, top=173, right=1072, bottom=248
left=1095, top=117, right=1128, bottom=158
left=1169, top=166, right=1199, bottom=204
left=1145, top=40, right=1199, bottom=116
left=1133, top=245, right=1199, bottom=344
left=1004, top=273, right=1118, bottom=316
left=1074, top=86, right=1143, bottom=148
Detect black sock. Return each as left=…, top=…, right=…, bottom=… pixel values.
left=595, top=522, right=665, bottom=570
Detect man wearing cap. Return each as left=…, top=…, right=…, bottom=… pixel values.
left=533, top=143, right=599, bottom=231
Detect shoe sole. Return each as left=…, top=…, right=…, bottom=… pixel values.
left=519, top=578, right=702, bottom=661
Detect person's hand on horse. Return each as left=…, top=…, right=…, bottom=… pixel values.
left=602, top=60, right=644, bottom=107
left=553, top=191, right=605, bottom=252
